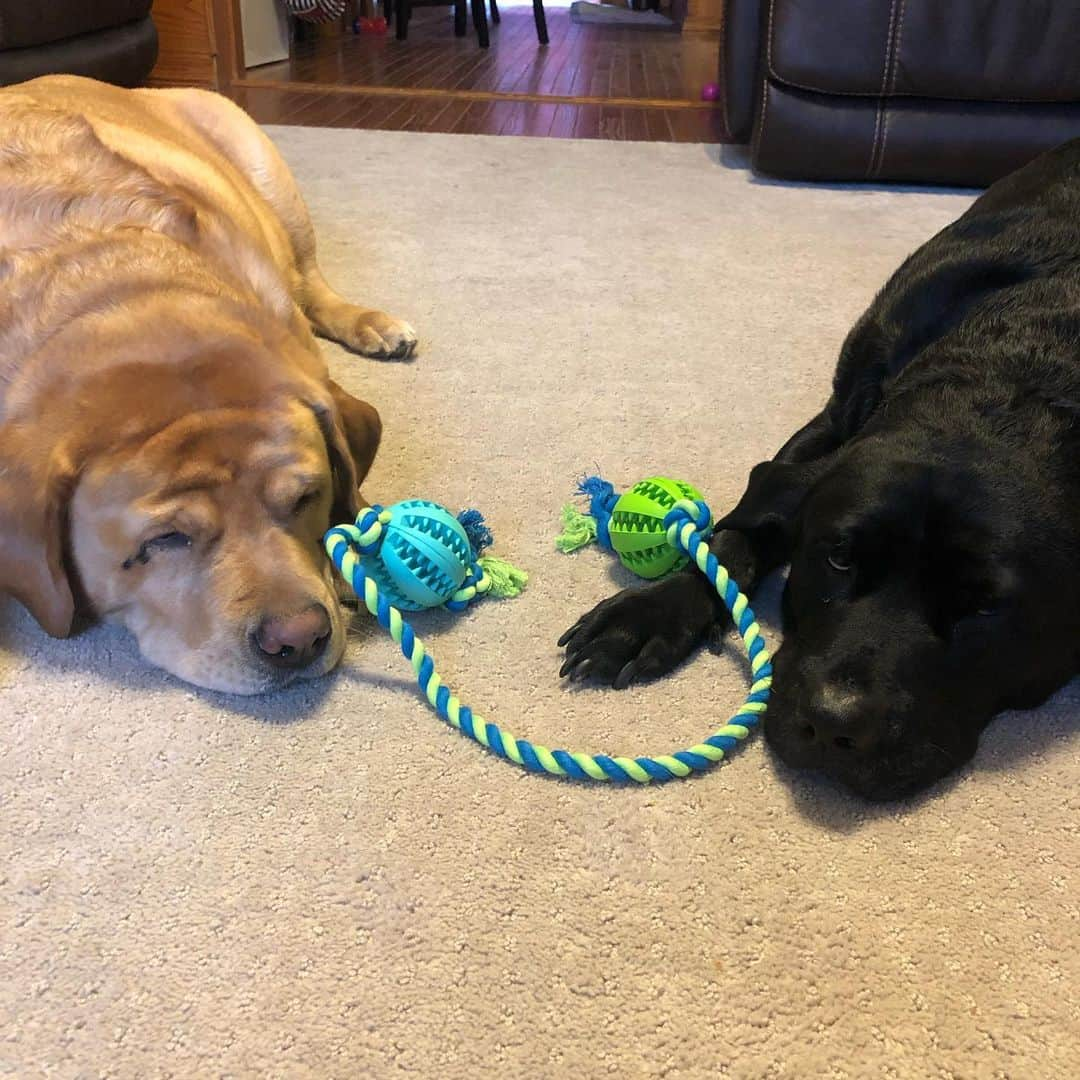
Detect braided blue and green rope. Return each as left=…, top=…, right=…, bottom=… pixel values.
left=324, top=500, right=772, bottom=783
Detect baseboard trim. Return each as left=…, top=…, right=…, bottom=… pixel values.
left=233, top=78, right=720, bottom=112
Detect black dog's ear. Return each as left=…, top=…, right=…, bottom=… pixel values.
left=714, top=457, right=833, bottom=539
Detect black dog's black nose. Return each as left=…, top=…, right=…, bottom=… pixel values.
left=800, top=683, right=884, bottom=754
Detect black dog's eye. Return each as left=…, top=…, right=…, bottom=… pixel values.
left=948, top=600, right=1007, bottom=639
left=827, top=542, right=854, bottom=573
left=958, top=594, right=1005, bottom=620
left=123, top=531, right=191, bottom=570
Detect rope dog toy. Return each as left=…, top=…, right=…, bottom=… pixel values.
left=324, top=487, right=772, bottom=783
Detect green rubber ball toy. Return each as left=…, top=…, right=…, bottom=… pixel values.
left=609, top=477, right=704, bottom=578
left=557, top=475, right=705, bottom=579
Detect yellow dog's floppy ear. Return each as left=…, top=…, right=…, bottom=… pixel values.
left=327, top=379, right=382, bottom=490
left=307, top=381, right=382, bottom=526
left=0, top=438, right=78, bottom=637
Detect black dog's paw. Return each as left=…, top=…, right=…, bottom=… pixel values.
left=557, top=576, right=717, bottom=689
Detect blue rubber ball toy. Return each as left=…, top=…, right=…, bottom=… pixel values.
left=358, top=500, right=474, bottom=610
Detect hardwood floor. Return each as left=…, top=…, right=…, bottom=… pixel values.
left=234, top=83, right=724, bottom=139
left=231, top=7, right=729, bottom=141
left=249, top=8, right=721, bottom=104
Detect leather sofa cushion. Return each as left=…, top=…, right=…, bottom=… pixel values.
left=754, top=78, right=1080, bottom=186
left=767, top=0, right=1080, bottom=104
left=0, top=1, right=153, bottom=50
left=0, top=17, right=158, bottom=88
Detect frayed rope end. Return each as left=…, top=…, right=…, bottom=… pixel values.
left=458, top=508, right=494, bottom=556
left=576, top=475, right=615, bottom=501
left=479, top=556, right=529, bottom=599
left=555, top=503, right=598, bottom=553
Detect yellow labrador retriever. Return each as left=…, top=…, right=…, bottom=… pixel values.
left=0, top=76, right=417, bottom=693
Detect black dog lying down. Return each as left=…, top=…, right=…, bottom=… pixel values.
left=560, top=139, right=1080, bottom=801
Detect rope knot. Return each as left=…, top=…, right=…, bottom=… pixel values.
left=445, top=560, right=491, bottom=612
left=663, top=498, right=713, bottom=555
left=353, top=505, right=391, bottom=555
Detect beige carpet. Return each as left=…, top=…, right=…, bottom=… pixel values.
left=3, top=129, right=1078, bottom=1079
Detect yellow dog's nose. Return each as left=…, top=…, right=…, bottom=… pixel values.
left=254, top=604, right=331, bottom=669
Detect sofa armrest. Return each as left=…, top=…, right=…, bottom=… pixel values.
left=766, top=0, right=1080, bottom=104
left=0, top=1, right=152, bottom=50
left=721, top=0, right=764, bottom=142
left=744, top=0, right=1080, bottom=185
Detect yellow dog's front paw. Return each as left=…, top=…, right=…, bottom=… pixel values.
left=351, top=311, right=418, bottom=360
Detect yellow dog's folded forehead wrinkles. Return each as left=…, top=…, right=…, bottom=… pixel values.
left=139, top=407, right=285, bottom=463
left=152, top=464, right=236, bottom=501
left=262, top=467, right=326, bottom=510
left=123, top=403, right=331, bottom=516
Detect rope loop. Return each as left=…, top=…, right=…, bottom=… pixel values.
left=324, top=490, right=772, bottom=785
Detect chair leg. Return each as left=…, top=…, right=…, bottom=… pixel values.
left=471, top=0, right=490, bottom=47
left=532, top=0, right=549, bottom=45
left=489, top=0, right=500, bottom=24
left=454, top=0, right=467, bottom=36
left=395, top=0, right=408, bottom=39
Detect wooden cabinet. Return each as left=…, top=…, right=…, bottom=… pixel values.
left=683, top=0, right=724, bottom=33
left=149, top=0, right=242, bottom=89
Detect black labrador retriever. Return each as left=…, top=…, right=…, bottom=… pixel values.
left=559, top=138, right=1080, bottom=801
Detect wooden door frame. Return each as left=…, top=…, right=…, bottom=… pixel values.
left=209, top=0, right=246, bottom=94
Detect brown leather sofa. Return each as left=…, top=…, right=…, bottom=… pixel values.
left=0, top=1, right=158, bottom=88
left=723, top=0, right=1080, bottom=186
